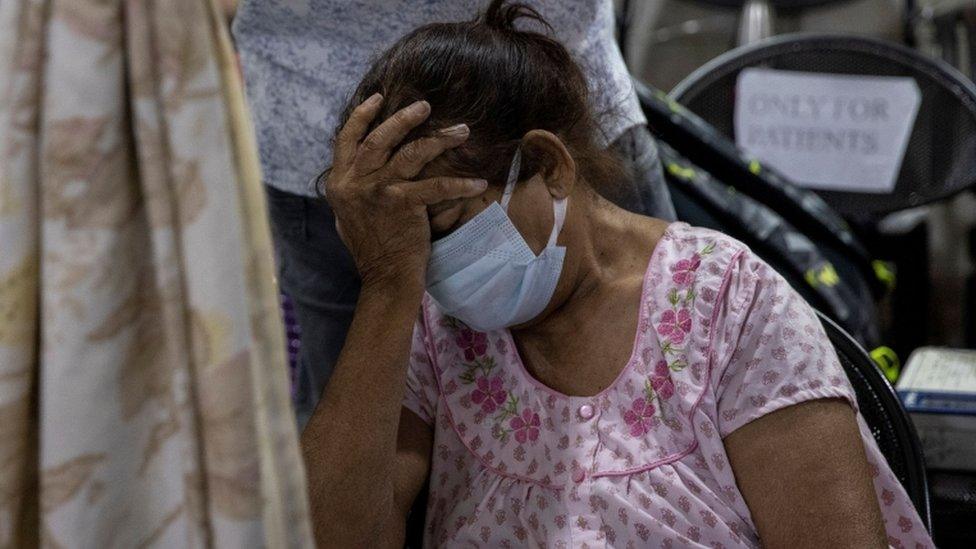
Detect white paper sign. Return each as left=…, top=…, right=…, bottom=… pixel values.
left=734, top=68, right=921, bottom=193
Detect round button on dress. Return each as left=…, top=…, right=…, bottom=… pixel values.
left=578, top=404, right=594, bottom=420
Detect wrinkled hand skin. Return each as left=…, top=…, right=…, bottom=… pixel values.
left=323, top=93, right=487, bottom=289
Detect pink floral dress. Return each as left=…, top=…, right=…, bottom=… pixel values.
left=403, top=223, right=932, bottom=548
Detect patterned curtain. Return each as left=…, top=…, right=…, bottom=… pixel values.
left=0, top=0, right=312, bottom=546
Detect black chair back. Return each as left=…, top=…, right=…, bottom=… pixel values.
left=635, top=79, right=877, bottom=285
left=671, top=33, right=976, bottom=217
left=818, top=311, right=932, bottom=531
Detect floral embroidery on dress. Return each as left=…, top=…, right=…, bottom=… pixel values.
left=650, top=360, right=676, bottom=400
left=510, top=409, right=541, bottom=443
left=624, top=397, right=658, bottom=436
left=657, top=241, right=714, bottom=357
left=671, top=253, right=702, bottom=286
left=656, top=308, right=692, bottom=345
left=456, top=327, right=488, bottom=361
left=635, top=360, right=678, bottom=425
left=471, top=375, right=506, bottom=414
left=657, top=243, right=715, bottom=348
left=631, top=241, right=716, bottom=436
left=443, top=316, right=541, bottom=446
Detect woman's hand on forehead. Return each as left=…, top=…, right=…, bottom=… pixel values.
left=322, top=94, right=487, bottom=286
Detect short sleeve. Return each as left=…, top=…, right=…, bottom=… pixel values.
left=710, top=252, right=858, bottom=438
left=402, top=320, right=439, bottom=426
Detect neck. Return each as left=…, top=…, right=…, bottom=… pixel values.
left=512, top=187, right=657, bottom=342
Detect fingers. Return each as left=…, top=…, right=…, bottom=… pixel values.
left=334, top=93, right=384, bottom=169
left=393, top=176, right=488, bottom=206
left=388, top=124, right=470, bottom=179
left=355, top=100, right=431, bottom=172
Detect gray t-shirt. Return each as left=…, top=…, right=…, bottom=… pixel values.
left=233, top=0, right=646, bottom=197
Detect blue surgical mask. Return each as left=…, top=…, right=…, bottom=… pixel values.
left=426, top=149, right=568, bottom=332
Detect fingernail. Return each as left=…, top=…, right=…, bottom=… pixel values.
left=472, top=179, right=488, bottom=190
left=439, top=123, right=469, bottom=137
left=366, top=93, right=382, bottom=106
left=412, top=100, right=430, bottom=115
left=441, top=124, right=471, bottom=136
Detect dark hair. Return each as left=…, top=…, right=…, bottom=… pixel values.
left=328, top=0, right=625, bottom=196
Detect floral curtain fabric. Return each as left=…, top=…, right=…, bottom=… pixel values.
left=0, top=0, right=311, bottom=546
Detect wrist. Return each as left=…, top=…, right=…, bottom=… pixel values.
left=360, top=269, right=426, bottom=303
left=359, top=253, right=426, bottom=294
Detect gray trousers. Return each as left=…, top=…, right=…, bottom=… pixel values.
left=267, top=125, right=675, bottom=429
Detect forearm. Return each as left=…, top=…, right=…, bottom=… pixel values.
left=301, top=277, right=424, bottom=544
left=301, top=85, right=483, bottom=544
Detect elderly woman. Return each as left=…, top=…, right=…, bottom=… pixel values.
left=301, top=1, right=932, bottom=547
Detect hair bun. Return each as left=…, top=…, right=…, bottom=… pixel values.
left=481, top=0, right=553, bottom=34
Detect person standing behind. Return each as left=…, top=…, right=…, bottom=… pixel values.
left=232, top=0, right=676, bottom=428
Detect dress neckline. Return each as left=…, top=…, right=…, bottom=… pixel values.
left=505, top=222, right=679, bottom=401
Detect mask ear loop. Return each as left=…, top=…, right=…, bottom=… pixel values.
left=547, top=196, right=568, bottom=248
left=501, top=147, right=568, bottom=248
left=500, top=148, right=521, bottom=211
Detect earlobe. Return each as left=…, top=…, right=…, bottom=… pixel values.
left=522, top=129, right=576, bottom=199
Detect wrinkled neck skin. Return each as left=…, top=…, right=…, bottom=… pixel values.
left=510, top=183, right=668, bottom=354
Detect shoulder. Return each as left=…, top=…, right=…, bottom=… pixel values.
left=664, top=223, right=785, bottom=300
left=649, top=224, right=779, bottom=370
left=664, top=222, right=748, bottom=253
left=654, top=223, right=753, bottom=290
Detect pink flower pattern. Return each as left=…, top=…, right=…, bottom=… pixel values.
left=510, top=408, right=541, bottom=444
left=657, top=308, right=692, bottom=345
left=648, top=360, right=676, bottom=400
left=652, top=374, right=675, bottom=400
left=398, top=224, right=932, bottom=548
left=456, top=327, right=488, bottom=361
left=470, top=375, right=506, bottom=414
left=624, top=398, right=658, bottom=437
left=671, top=253, right=701, bottom=286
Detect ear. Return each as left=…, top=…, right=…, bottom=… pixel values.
left=521, top=129, right=576, bottom=199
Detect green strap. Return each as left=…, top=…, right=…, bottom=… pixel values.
left=872, top=260, right=897, bottom=292
left=870, top=346, right=901, bottom=383
left=805, top=262, right=840, bottom=288
left=665, top=162, right=696, bottom=180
